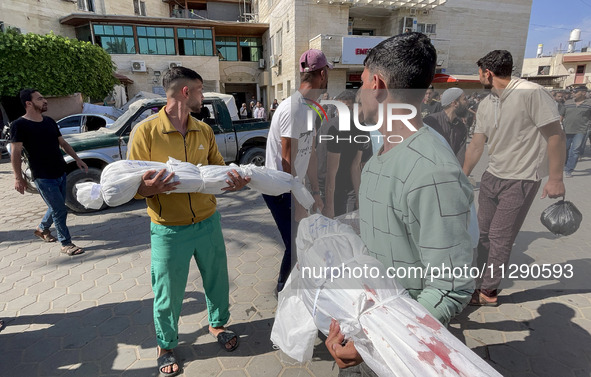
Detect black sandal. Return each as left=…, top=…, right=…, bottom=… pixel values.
left=157, top=350, right=180, bottom=376
left=211, top=329, right=239, bottom=352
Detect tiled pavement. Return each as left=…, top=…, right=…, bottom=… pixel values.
left=1, top=145, right=591, bottom=377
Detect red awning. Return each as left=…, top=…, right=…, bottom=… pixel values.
left=563, top=54, right=591, bottom=63
left=432, top=73, right=481, bottom=83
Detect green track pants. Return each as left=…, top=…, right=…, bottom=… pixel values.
left=150, top=211, right=230, bottom=349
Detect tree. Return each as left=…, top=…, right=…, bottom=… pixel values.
left=0, top=29, right=118, bottom=100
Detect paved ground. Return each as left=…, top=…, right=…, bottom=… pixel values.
left=0, top=144, right=590, bottom=377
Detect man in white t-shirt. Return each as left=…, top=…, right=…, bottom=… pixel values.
left=264, top=48, right=330, bottom=292
left=463, top=50, right=566, bottom=306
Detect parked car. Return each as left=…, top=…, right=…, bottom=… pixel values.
left=55, top=96, right=270, bottom=212
left=56, top=113, right=117, bottom=135
left=0, top=123, right=9, bottom=157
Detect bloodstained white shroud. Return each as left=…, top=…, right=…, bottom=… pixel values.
left=271, top=214, right=501, bottom=377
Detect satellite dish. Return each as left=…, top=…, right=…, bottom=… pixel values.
left=568, top=68, right=575, bottom=74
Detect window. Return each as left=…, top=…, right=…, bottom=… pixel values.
left=133, top=0, right=146, bottom=16
left=93, top=25, right=136, bottom=54
left=269, top=35, right=274, bottom=57
left=537, top=66, right=550, bottom=75
left=57, top=116, right=82, bottom=134
left=187, top=3, right=207, bottom=19
left=275, top=28, right=282, bottom=56
left=178, top=28, right=214, bottom=56
left=137, top=26, right=176, bottom=55
left=286, top=20, right=289, bottom=33
left=417, top=23, right=436, bottom=35
left=216, top=37, right=238, bottom=61
left=240, top=37, right=262, bottom=61
left=78, top=0, right=94, bottom=12
left=352, top=28, right=374, bottom=36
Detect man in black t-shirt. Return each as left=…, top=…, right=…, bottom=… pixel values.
left=322, top=90, right=371, bottom=218
left=424, top=87, right=469, bottom=166
left=10, top=89, right=88, bottom=256
left=420, top=85, right=442, bottom=118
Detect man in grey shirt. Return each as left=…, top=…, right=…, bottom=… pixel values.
left=563, top=86, right=591, bottom=177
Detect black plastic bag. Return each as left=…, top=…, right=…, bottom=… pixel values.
left=540, top=200, right=583, bottom=236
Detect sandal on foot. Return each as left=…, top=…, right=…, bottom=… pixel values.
left=61, top=244, right=84, bottom=256
left=210, top=329, right=239, bottom=352
left=469, top=291, right=498, bottom=306
left=34, top=229, right=57, bottom=243
left=157, top=351, right=180, bottom=377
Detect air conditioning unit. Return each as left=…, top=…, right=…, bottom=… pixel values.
left=409, top=8, right=417, bottom=16
left=270, top=55, right=278, bottom=67
left=258, top=59, right=265, bottom=69
left=131, top=60, right=147, bottom=72
left=168, top=61, right=182, bottom=69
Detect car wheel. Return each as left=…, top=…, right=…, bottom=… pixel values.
left=65, top=167, right=107, bottom=212
left=239, top=147, right=265, bottom=166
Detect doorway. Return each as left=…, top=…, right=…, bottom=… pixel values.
left=575, top=65, right=586, bottom=85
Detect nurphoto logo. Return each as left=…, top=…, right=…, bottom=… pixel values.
left=306, top=100, right=418, bottom=144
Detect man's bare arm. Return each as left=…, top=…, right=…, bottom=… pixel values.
left=539, top=121, right=566, bottom=199
left=58, top=136, right=88, bottom=173
left=463, top=133, right=486, bottom=176
left=323, top=151, right=340, bottom=218
left=10, top=142, right=26, bottom=194
left=281, top=137, right=293, bottom=174
left=350, top=150, right=363, bottom=204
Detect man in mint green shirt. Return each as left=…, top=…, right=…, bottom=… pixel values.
left=326, top=33, right=474, bottom=376
left=359, top=126, right=474, bottom=324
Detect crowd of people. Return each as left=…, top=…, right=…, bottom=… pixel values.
left=239, top=96, right=280, bottom=120
left=8, top=30, right=586, bottom=376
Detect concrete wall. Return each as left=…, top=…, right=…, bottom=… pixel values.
left=258, top=0, right=349, bottom=104
left=103, top=0, right=169, bottom=17
left=110, top=54, right=221, bottom=96
left=0, top=0, right=78, bottom=38
left=429, top=0, right=533, bottom=76
left=522, top=57, right=554, bottom=77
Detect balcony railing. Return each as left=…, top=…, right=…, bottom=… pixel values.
left=314, top=0, right=447, bottom=9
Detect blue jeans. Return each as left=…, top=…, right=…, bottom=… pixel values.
left=262, top=193, right=295, bottom=291
left=34, top=174, right=71, bottom=246
left=565, top=133, right=587, bottom=174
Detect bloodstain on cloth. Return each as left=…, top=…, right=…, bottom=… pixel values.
left=417, top=314, right=442, bottom=332
left=418, top=337, right=461, bottom=375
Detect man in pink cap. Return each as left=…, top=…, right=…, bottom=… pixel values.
left=263, top=48, right=331, bottom=292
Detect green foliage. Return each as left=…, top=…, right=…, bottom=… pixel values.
left=0, top=30, right=118, bottom=99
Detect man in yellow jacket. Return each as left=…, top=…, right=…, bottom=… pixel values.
left=128, top=67, right=249, bottom=377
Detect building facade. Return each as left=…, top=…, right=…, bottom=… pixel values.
left=522, top=52, right=591, bottom=89
left=1, top=0, right=533, bottom=107
left=1, top=0, right=269, bottom=106
left=257, top=0, right=533, bottom=103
